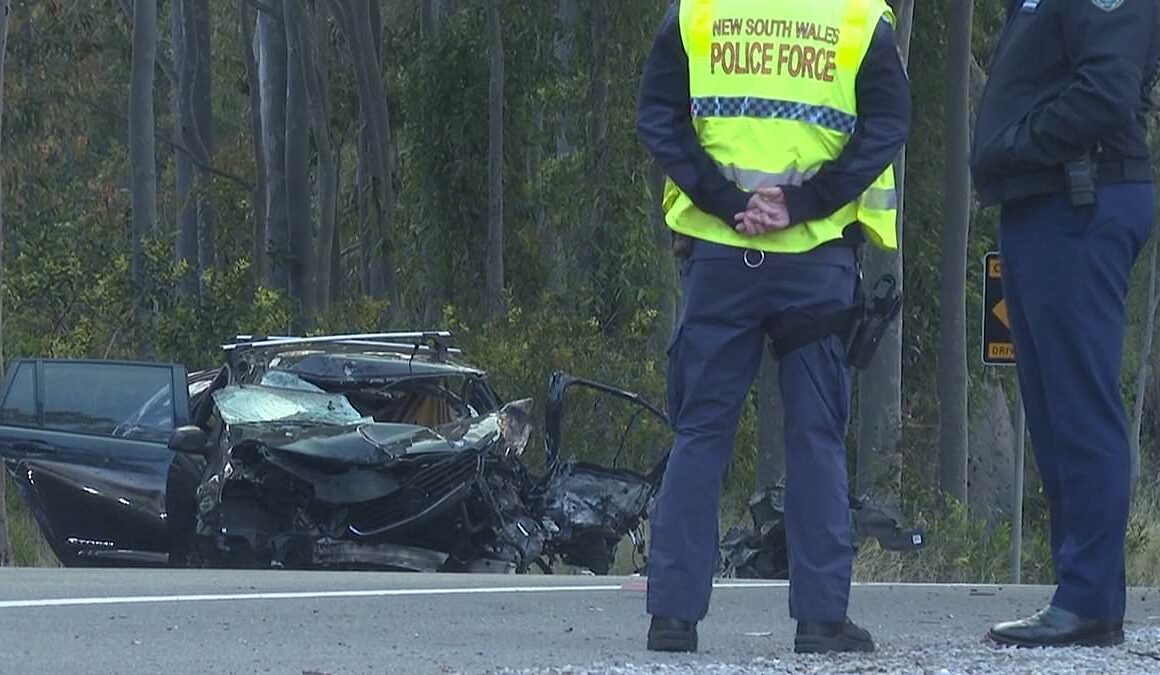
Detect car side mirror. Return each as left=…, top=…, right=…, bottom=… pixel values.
left=168, top=425, right=208, bottom=455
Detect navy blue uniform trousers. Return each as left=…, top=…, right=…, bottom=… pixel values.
left=647, top=238, right=858, bottom=624
left=999, top=182, right=1155, bottom=622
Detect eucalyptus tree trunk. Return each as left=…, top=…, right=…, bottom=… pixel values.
left=544, top=0, right=579, bottom=292
left=173, top=0, right=214, bottom=301
left=485, top=0, right=505, bottom=319
left=855, top=0, right=913, bottom=507
left=581, top=0, right=610, bottom=291
left=240, top=0, right=267, bottom=283
left=420, top=0, right=458, bottom=41
left=0, top=0, right=12, bottom=567
left=284, top=0, right=315, bottom=328
left=129, top=0, right=159, bottom=316
left=173, top=0, right=196, bottom=297
left=189, top=0, right=214, bottom=289
left=938, top=0, right=974, bottom=503
left=419, top=0, right=455, bottom=323
left=755, top=353, right=786, bottom=493
left=1131, top=239, right=1160, bottom=496
left=258, top=2, right=289, bottom=292
left=298, top=1, right=338, bottom=315
left=648, top=161, right=677, bottom=354
left=331, top=0, right=398, bottom=313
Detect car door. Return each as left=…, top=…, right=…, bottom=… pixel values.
left=0, top=359, right=191, bottom=567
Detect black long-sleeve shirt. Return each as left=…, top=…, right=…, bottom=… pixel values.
left=635, top=3, right=911, bottom=229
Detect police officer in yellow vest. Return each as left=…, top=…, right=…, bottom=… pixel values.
left=636, top=0, right=910, bottom=654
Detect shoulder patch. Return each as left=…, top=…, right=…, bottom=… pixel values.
left=1091, top=0, right=1125, bottom=11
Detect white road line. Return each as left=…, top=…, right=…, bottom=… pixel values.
left=0, top=580, right=1046, bottom=611
left=0, top=581, right=787, bottom=610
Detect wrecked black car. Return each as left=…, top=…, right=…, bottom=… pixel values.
left=0, top=332, right=667, bottom=574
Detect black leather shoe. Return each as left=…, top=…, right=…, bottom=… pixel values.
left=647, top=616, right=697, bottom=652
left=988, top=606, right=1124, bottom=648
left=794, top=617, right=875, bottom=654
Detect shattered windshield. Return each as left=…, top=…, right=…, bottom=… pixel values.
left=212, top=385, right=369, bottom=427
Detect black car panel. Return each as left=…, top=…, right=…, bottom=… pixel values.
left=0, top=359, right=191, bottom=566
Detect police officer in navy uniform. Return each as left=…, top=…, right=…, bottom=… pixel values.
left=636, top=0, right=909, bottom=654
left=971, top=0, right=1159, bottom=648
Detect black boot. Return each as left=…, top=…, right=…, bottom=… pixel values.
left=647, top=616, right=698, bottom=653
left=987, top=606, right=1123, bottom=648
left=794, top=617, right=875, bottom=654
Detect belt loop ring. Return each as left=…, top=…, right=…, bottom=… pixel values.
left=744, top=249, right=765, bottom=269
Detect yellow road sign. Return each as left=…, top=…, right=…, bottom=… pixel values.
left=983, top=252, right=1015, bottom=366
left=992, top=299, right=1009, bottom=329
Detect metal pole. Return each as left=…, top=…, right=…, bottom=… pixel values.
left=1011, top=380, right=1026, bottom=584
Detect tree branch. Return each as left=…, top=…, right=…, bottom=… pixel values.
left=161, top=135, right=251, bottom=192
left=69, top=93, right=253, bottom=192
left=244, top=0, right=282, bottom=21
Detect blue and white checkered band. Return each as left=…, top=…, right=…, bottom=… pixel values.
left=1091, top=0, right=1124, bottom=11
left=690, top=97, right=858, bottom=135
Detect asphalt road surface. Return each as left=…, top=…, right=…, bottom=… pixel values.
left=0, top=569, right=1157, bottom=674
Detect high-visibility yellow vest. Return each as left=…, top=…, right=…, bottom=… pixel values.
left=665, top=0, right=899, bottom=253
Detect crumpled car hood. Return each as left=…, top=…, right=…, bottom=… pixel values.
left=234, top=415, right=503, bottom=466
left=268, top=423, right=451, bottom=465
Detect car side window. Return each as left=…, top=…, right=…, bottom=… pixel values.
left=41, top=362, right=177, bottom=442
left=0, top=363, right=37, bottom=426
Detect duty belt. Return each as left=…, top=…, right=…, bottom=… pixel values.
left=994, top=158, right=1154, bottom=205
left=770, top=274, right=902, bottom=370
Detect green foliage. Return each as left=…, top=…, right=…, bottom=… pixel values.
left=315, top=296, right=396, bottom=335
left=444, top=298, right=670, bottom=468
left=147, top=254, right=293, bottom=370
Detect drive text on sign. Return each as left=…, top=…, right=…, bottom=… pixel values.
left=710, top=19, right=841, bottom=82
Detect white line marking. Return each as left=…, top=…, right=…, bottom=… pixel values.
left=0, top=581, right=789, bottom=610
left=0, top=580, right=1047, bottom=611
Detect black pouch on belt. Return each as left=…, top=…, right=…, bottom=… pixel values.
left=1064, top=156, right=1096, bottom=207
left=843, top=275, right=902, bottom=369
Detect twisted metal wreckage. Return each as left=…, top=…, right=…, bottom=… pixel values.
left=0, top=332, right=924, bottom=576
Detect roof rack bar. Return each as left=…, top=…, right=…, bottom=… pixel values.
left=222, top=331, right=454, bottom=351
left=322, top=339, right=464, bottom=354
left=229, top=331, right=451, bottom=343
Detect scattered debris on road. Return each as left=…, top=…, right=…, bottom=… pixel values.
left=720, top=486, right=926, bottom=579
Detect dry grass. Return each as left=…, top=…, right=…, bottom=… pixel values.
left=854, top=483, right=1160, bottom=587
left=1128, top=484, right=1160, bottom=587
left=852, top=499, right=1022, bottom=585
left=5, top=476, right=59, bottom=567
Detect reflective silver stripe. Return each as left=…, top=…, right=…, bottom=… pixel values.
left=861, top=188, right=898, bottom=210
left=717, top=164, right=819, bottom=191
left=691, top=96, right=858, bottom=135
left=716, top=163, right=898, bottom=211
